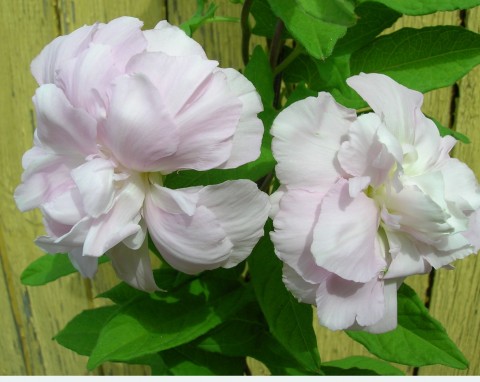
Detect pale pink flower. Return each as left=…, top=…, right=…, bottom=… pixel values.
left=270, top=73, right=480, bottom=332
left=15, top=17, right=269, bottom=291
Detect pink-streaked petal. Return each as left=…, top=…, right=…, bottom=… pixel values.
left=315, top=275, right=385, bottom=331
left=271, top=93, right=355, bottom=191
left=126, top=52, right=218, bottom=118
left=70, top=158, right=116, bottom=218
left=384, top=183, right=452, bottom=244
left=153, top=70, right=242, bottom=173
left=148, top=183, right=200, bottom=215
left=347, top=73, right=423, bottom=144
left=144, top=187, right=233, bottom=274
left=271, top=188, right=331, bottom=284
left=197, top=180, right=270, bottom=268
left=83, top=175, right=145, bottom=257
left=338, top=113, right=401, bottom=191
left=364, top=278, right=400, bottom=334
left=144, top=20, right=207, bottom=58
left=312, top=179, right=385, bottom=282
left=34, top=84, right=97, bottom=156
left=216, top=68, right=264, bottom=169
left=108, top=240, right=158, bottom=292
left=440, top=158, right=480, bottom=213
left=57, top=44, right=120, bottom=118
left=384, top=231, right=431, bottom=279
left=41, top=187, right=84, bottom=227
left=282, top=264, right=318, bottom=305
left=68, top=248, right=98, bottom=278
left=35, top=217, right=91, bottom=253
left=93, top=17, right=147, bottom=71
left=100, top=74, right=179, bottom=172
left=14, top=148, right=78, bottom=212
left=31, top=24, right=96, bottom=85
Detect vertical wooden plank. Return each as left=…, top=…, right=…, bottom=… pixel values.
left=0, top=0, right=99, bottom=375
left=419, top=6, right=480, bottom=376
left=167, top=0, right=246, bottom=69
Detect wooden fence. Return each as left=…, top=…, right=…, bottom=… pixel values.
left=0, top=0, right=478, bottom=376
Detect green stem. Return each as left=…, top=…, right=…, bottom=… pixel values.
left=241, top=0, right=253, bottom=66
left=273, top=43, right=303, bottom=76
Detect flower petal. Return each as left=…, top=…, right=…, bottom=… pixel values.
left=34, top=84, right=97, bottom=156
left=68, top=248, right=98, bottom=278
left=364, top=278, right=400, bottom=334
left=151, top=70, right=242, bottom=172
left=148, top=183, right=200, bottom=216
left=70, top=157, right=116, bottom=218
left=144, top=20, right=207, bottom=58
left=271, top=188, right=330, bottom=284
left=347, top=73, right=423, bottom=144
left=216, top=68, right=264, bottom=169
left=145, top=187, right=233, bottom=274
left=315, top=275, right=385, bottom=331
left=82, top=174, right=145, bottom=257
left=108, top=240, right=158, bottom=292
left=338, top=113, right=401, bottom=192
left=312, top=179, right=385, bottom=282
left=197, top=180, right=270, bottom=268
left=31, top=24, right=96, bottom=85
left=100, top=74, right=179, bottom=172
left=271, top=93, right=355, bottom=191
left=282, top=264, right=318, bottom=305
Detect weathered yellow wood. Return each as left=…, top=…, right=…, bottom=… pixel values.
left=419, top=6, right=480, bottom=376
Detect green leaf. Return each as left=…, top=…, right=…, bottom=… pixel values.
left=251, top=0, right=291, bottom=39
left=347, top=283, right=469, bottom=369
left=248, top=220, right=322, bottom=374
left=21, top=253, right=109, bottom=286
left=322, top=356, right=404, bottom=376
left=429, top=116, right=470, bottom=144
left=160, top=345, right=245, bottom=375
left=333, top=2, right=401, bottom=56
left=244, top=45, right=274, bottom=107
left=180, top=0, right=218, bottom=36
left=351, top=26, right=480, bottom=93
left=87, top=275, right=252, bottom=369
left=358, top=0, right=480, bottom=15
left=267, top=0, right=357, bottom=59
left=193, top=301, right=313, bottom=375
left=55, top=306, right=118, bottom=356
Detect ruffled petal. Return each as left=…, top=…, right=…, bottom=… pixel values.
left=282, top=264, right=318, bottom=305
left=14, top=148, right=78, bottom=211
left=363, top=278, right=400, bottom=334
left=70, top=157, right=116, bottom=218
left=33, top=84, right=97, bottom=156
left=312, top=179, right=385, bottom=282
left=68, top=248, right=98, bottom=278
left=197, top=180, right=270, bottom=267
left=271, top=93, right=355, bottom=192
left=151, top=70, right=242, bottom=172
left=144, top=186, right=233, bottom=274
left=82, top=174, right=145, bottom=257
left=315, top=275, right=385, bottom=331
left=126, top=52, right=219, bottom=119
left=216, top=68, right=264, bottom=169
left=148, top=182, right=200, bottom=215
left=100, top=74, right=179, bottom=172
left=93, top=16, right=147, bottom=71
left=347, top=73, right=423, bottom=144
left=338, top=113, right=401, bottom=193
left=144, top=20, right=207, bottom=58
left=57, top=44, right=120, bottom=118
left=108, top=240, right=158, bottom=292
left=271, top=188, right=330, bottom=284
left=31, top=24, right=96, bottom=85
